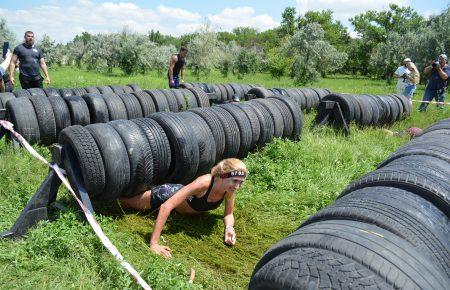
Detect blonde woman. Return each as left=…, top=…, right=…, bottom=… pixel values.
left=404, top=61, right=420, bottom=105
left=119, top=158, right=248, bottom=259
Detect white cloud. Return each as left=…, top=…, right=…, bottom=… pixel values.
left=156, top=5, right=201, bottom=21
left=207, top=7, right=279, bottom=32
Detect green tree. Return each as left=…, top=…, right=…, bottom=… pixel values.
left=297, top=10, right=350, bottom=51
left=232, top=47, right=260, bottom=79
left=0, top=18, right=16, bottom=46
left=67, top=32, right=92, bottom=68
left=39, top=34, right=64, bottom=68
left=285, top=23, right=347, bottom=84
left=280, top=7, right=296, bottom=37
left=188, top=31, right=223, bottom=79
left=266, top=47, right=291, bottom=79
left=349, top=4, right=424, bottom=75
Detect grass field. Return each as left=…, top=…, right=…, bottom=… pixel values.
left=1, top=67, right=449, bottom=289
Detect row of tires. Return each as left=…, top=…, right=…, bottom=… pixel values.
left=0, top=84, right=141, bottom=103
left=250, top=118, right=450, bottom=289
left=2, top=88, right=210, bottom=145
left=59, top=96, right=303, bottom=200
left=315, top=93, right=412, bottom=126
left=180, top=82, right=259, bottom=103
left=245, top=87, right=331, bottom=112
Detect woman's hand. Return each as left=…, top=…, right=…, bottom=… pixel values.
left=150, top=243, right=172, bottom=259
left=224, top=226, right=236, bottom=245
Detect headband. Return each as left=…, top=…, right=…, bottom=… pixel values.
left=220, top=170, right=247, bottom=179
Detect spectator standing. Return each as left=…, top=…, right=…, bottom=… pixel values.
left=404, top=61, right=420, bottom=106
left=9, top=31, right=50, bottom=89
left=394, top=58, right=410, bottom=94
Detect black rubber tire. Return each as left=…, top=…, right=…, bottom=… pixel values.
left=110, top=85, right=125, bottom=94
left=97, top=86, right=114, bottom=94
left=58, top=125, right=105, bottom=197
left=159, top=89, right=179, bottom=112
left=270, top=96, right=303, bottom=140
left=222, top=84, right=235, bottom=101
left=0, top=93, right=16, bottom=109
left=102, top=93, right=128, bottom=121
left=121, top=85, right=133, bottom=94
left=384, top=95, right=399, bottom=123
left=71, top=87, right=87, bottom=97
left=251, top=220, right=449, bottom=290
left=27, top=88, right=46, bottom=97
left=392, top=94, right=411, bottom=118
left=265, top=98, right=293, bottom=139
left=59, top=88, right=74, bottom=98
left=178, top=111, right=216, bottom=175
left=148, top=112, right=199, bottom=184
left=145, top=89, right=170, bottom=112
left=305, top=186, right=450, bottom=276
left=117, top=93, right=143, bottom=120
left=109, top=120, right=154, bottom=196
left=390, top=94, right=404, bottom=121
left=209, top=107, right=241, bottom=159
left=84, top=86, right=100, bottom=94
left=127, top=84, right=142, bottom=92
left=297, top=89, right=313, bottom=112
left=340, top=167, right=450, bottom=217
left=216, top=84, right=228, bottom=103
left=247, top=87, right=273, bottom=99
left=419, top=118, right=450, bottom=136
left=64, top=95, right=91, bottom=126
left=229, top=83, right=245, bottom=99
left=132, top=91, right=156, bottom=116
left=170, top=89, right=188, bottom=111
left=219, top=104, right=253, bottom=158
left=85, top=123, right=130, bottom=200
left=252, top=99, right=284, bottom=138
left=187, top=87, right=210, bottom=108
left=284, top=88, right=305, bottom=110
left=81, top=93, right=110, bottom=124
left=48, top=95, right=71, bottom=137
left=231, top=102, right=261, bottom=149
left=13, top=89, right=31, bottom=98
left=179, top=89, right=198, bottom=109
left=5, top=97, right=40, bottom=144
left=131, top=118, right=171, bottom=184
left=247, top=100, right=275, bottom=146
left=190, top=108, right=226, bottom=161
left=28, top=95, right=57, bottom=145
left=380, top=154, right=450, bottom=180
left=43, top=88, right=61, bottom=97
left=207, top=84, right=222, bottom=103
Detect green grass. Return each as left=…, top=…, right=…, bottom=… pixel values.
left=1, top=67, right=449, bottom=289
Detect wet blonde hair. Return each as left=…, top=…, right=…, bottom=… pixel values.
left=211, top=158, right=248, bottom=177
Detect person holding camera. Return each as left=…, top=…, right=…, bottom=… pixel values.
left=0, top=49, right=13, bottom=92
left=418, top=54, right=450, bottom=111
left=9, top=31, right=51, bottom=89
left=394, top=58, right=410, bottom=94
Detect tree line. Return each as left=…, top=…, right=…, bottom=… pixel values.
left=0, top=4, right=448, bottom=85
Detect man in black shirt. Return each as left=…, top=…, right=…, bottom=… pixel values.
left=9, top=31, right=51, bottom=89
left=168, top=46, right=187, bottom=88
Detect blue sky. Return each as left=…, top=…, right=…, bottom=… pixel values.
left=0, top=0, right=448, bottom=43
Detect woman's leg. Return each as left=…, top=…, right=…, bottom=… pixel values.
left=119, top=190, right=152, bottom=210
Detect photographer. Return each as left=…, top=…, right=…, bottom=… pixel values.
left=418, top=54, right=450, bottom=111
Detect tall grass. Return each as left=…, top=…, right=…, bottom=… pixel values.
left=1, top=67, right=449, bottom=289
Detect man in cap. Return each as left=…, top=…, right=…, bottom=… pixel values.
left=419, top=54, right=450, bottom=111
left=393, top=58, right=411, bottom=94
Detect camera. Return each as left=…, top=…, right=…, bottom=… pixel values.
left=432, top=60, right=439, bottom=68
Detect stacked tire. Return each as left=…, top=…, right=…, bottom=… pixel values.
left=249, top=118, right=450, bottom=290
left=315, top=93, right=412, bottom=127
left=2, top=86, right=211, bottom=146
left=245, top=87, right=331, bottom=112
left=181, top=82, right=260, bottom=104
left=58, top=97, right=303, bottom=200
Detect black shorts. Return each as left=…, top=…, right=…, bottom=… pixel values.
left=150, top=183, right=184, bottom=210
left=19, top=74, right=43, bottom=89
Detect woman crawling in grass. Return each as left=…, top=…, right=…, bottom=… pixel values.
left=119, top=158, right=248, bottom=259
